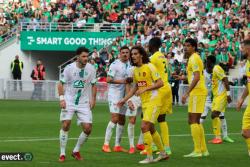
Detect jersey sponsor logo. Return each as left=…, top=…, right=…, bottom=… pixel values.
left=137, top=81, right=147, bottom=87
left=73, top=80, right=85, bottom=88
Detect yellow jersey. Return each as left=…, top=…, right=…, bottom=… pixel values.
left=212, top=65, right=226, bottom=97
left=133, top=63, right=162, bottom=107
left=246, top=60, right=250, bottom=106
left=187, top=52, right=207, bottom=96
left=150, top=51, right=169, bottom=87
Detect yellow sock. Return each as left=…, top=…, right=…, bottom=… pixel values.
left=212, top=117, right=221, bottom=138
left=246, top=138, right=250, bottom=151
left=143, top=131, right=153, bottom=156
left=190, top=124, right=201, bottom=153
left=199, top=124, right=208, bottom=152
left=152, top=131, right=164, bottom=152
left=159, top=122, right=170, bottom=147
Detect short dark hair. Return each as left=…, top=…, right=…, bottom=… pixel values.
left=185, top=38, right=198, bottom=51
left=206, top=55, right=216, bottom=64
left=130, top=46, right=149, bottom=66
left=120, top=45, right=130, bottom=51
left=76, top=47, right=89, bottom=56
left=149, top=37, right=162, bottom=49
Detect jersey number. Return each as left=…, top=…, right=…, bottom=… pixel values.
left=163, top=61, right=168, bottom=73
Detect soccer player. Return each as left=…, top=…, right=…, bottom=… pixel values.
left=181, top=38, right=208, bottom=157
left=208, top=56, right=232, bottom=144
left=148, top=37, right=173, bottom=155
left=126, top=92, right=142, bottom=153
left=236, top=39, right=250, bottom=157
left=118, top=46, right=168, bottom=164
left=125, top=67, right=143, bottom=154
left=102, top=46, right=131, bottom=153
left=57, top=47, right=97, bottom=162
left=200, top=56, right=234, bottom=143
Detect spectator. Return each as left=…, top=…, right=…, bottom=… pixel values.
left=30, top=60, right=46, bottom=100
left=11, top=55, right=23, bottom=91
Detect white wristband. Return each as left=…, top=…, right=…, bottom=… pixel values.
left=227, top=91, right=230, bottom=96
left=59, top=95, right=65, bottom=101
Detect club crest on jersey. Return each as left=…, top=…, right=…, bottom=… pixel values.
left=73, top=80, right=85, bottom=88
left=79, top=70, right=84, bottom=78
left=137, top=81, right=147, bottom=87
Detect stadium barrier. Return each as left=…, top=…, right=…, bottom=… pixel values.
left=1, top=79, right=109, bottom=102
left=177, top=84, right=248, bottom=107
left=0, top=79, right=248, bottom=107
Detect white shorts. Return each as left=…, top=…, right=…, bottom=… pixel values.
left=126, top=96, right=142, bottom=117
left=60, top=105, right=92, bottom=125
left=201, top=102, right=225, bottom=117
left=201, top=102, right=211, bottom=117
left=108, top=101, right=127, bottom=115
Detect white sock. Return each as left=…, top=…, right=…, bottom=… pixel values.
left=128, top=123, right=135, bottom=148
left=59, top=129, right=68, bottom=156
left=200, top=118, right=205, bottom=124
left=220, top=117, right=228, bottom=138
left=115, top=124, right=124, bottom=146
left=73, top=132, right=88, bottom=152
left=137, top=131, right=144, bottom=145
left=104, top=121, right=116, bottom=145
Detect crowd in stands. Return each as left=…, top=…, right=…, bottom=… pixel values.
left=0, top=0, right=250, bottom=87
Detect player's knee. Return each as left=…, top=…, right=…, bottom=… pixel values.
left=157, top=114, right=166, bottom=122
left=129, top=118, right=136, bottom=125
left=211, top=112, right=220, bottom=119
left=242, top=130, right=250, bottom=139
left=111, top=117, right=118, bottom=124
left=83, top=125, right=92, bottom=135
left=118, top=116, right=126, bottom=125
left=141, top=123, right=150, bottom=133
left=62, top=121, right=71, bottom=131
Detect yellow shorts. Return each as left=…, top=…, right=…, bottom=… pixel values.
left=242, top=106, right=250, bottom=130
left=188, top=95, right=206, bottom=113
left=142, top=105, right=160, bottom=124
left=212, top=95, right=227, bottom=112
left=158, top=86, right=173, bottom=115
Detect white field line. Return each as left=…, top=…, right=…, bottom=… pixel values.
left=0, top=133, right=241, bottom=143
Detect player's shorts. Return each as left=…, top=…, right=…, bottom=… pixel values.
left=212, top=95, right=227, bottom=112
left=60, top=105, right=92, bottom=125
left=108, top=100, right=127, bottom=115
left=201, top=102, right=211, bottom=117
left=159, top=86, right=172, bottom=115
left=242, top=105, right=250, bottom=129
left=201, top=102, right=226, bottom=117
left=126, top=96, right=142, bottom=117
left=142, top=105, right=160, bottom=124
left=188, top=95, right=206, bottom=113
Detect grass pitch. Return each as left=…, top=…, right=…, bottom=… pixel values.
left=0, top=100, right=249, bottom=167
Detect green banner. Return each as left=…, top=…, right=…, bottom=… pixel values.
left=21, top=31, right=122, bottom=51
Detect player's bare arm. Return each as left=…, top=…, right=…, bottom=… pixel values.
left=182, top=71, right=200, bottom=104
left=222, top=77, right=232, bottom=103
left=117, top=84, right=138, bottom=108
left=236, top=87, right=249, bottom=111
left=135, top=78, right=163, bottom=96
left=106, top=76, right=127, bottom=84
left=90, top=84, right=97, bottom=109
left=58, top=81, right=66, bottom=109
